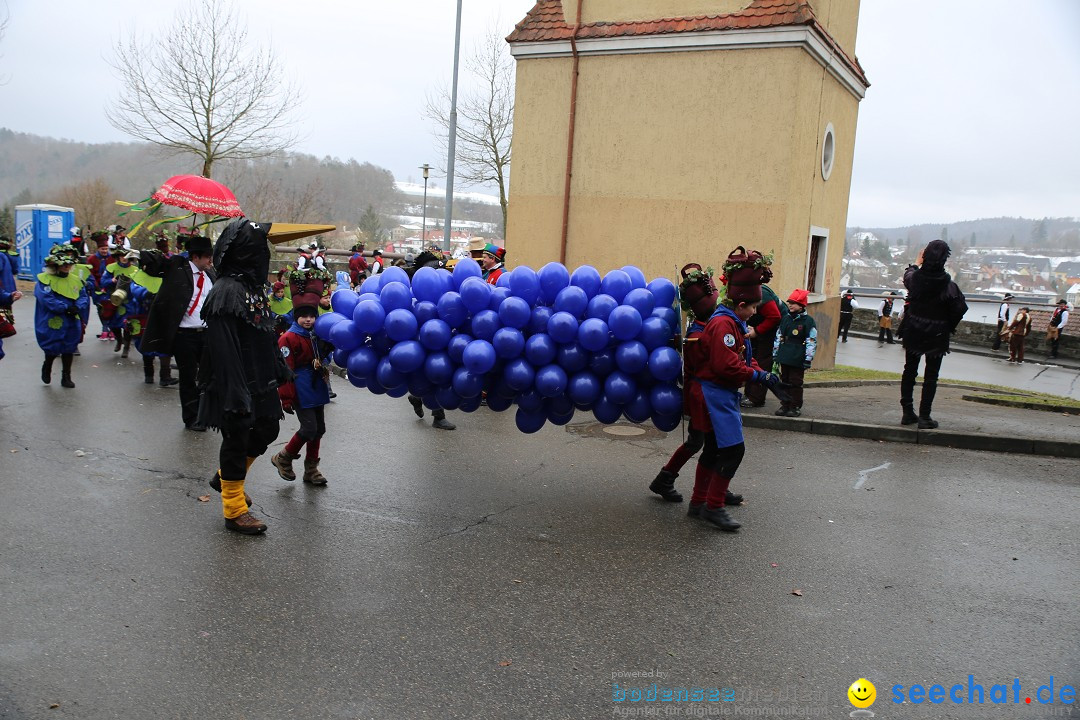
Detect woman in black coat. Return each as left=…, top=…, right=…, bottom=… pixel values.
left=899, top=239, right=968, bottom=428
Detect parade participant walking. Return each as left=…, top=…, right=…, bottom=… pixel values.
left=648, top=263, right=739, bottom=507
left=1047, top=299, right=1070, bottom=359
left=837, top=289, right=858, bottom=343
left=271, top=278, right=332, bottom=486
left=992, top=293, right=1013, bottom=351
left=772, top=289, right=817, bottom=417
left=269, top=281, right=293, bottom=334
left=899, top=240, right=968, bottom=429
left=68, top=227, right=86, bottom=258
left=0, top=234, right=18, bottom=277
left=0, top=245, right=22, bottom=361
left=198, top=218, right=291, bottom=535
left=481, top=244, right=506, bottom=285
left=34, top=245, right=90, bottom=387
left=348, top=242, right=368, bottom=287
left=741, top=277, right=782, bottom=409
left=877, top=292, right=897, bottom=344
left=687, top=247, right=779, bottom=531
left=139, top=235, right=216, bottom=430
left=1007, top=306, right=1032, bottom=364
left=406, top=248, right=455, bottom=430
left=101, top=244, right=139, bottom=357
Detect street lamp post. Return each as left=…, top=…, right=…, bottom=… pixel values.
left=443, top=0, right=463, bottom=253
left=420, top=164, right=430, bottom=247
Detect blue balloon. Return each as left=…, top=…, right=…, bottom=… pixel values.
left=331, top=289, right=360, bottom=317
left=452, top=367, right=484, bottom=398
left=407, top=371, right=435, bottom=398
left=557, top=342, right=589, bottom=374
left=623, top=389, right=652, bottom=424
left=348, top=373, right=367, bottom=389
left=503, top=358, right=535, bottom=391
left=547, top=311, right=579, bottom=344
left=462, top=339, right=497, bottom=375
left=379, top=281, right=413, bottom=312
left=333, top=348, right=350, bottom=368
left=498, top=296, right=531, bottom=329
left=447, top=333, right=473, bottom=364
left=577, top=317, right=610, bottom=352
left=347, top=347, right=379, bottom=379
left=515, top=407, right=547, bottom=434
left=435, top=386, right=462, bottom=410
left=376, top=356, right=406, bottom=389
left=414, top=300, right=439, bottom=324
left=547, top=394, right=574, bottom=416
left=495, top=271, right=511, bottom=288
left=547, top=406, right=575, bottom=426
left=609, top=305, right=643, bottom=341
left=436, top=268, right=455, bottom=295
left=388, top=380, right=413, bottom=398
left=615, top=340, right=649, bottom=374
left=389, top=340, right=426, bottom=374
left=412, top=266, right=442, bottom=303
left=492, top=377, right=517, bottom=399
left=538, top=262, right=571, bottom=305
left=648, top=346, right=682, bottom=382
left=535, top=364, right=568, bottom=398
left=380, top=266, right=410, bottom=288
left=652, top=306, right=679, bottom=331
left=459, top=396, right=482, bottom=413
left=509, top=265, right=541, bottom=305
left=652, top=412, right=681, bottom=432
left=366, top=374, right=386, bottom=395
left=384, top=308, right=418, bottom=341
left=525, top=333, right=556, bottom=367
left=589, top=348, right=615, bottom=376
left=329, top=320, right=361, bottom=353
left=570, top=265, right=602, bottom=298
left=418, top=318, right=452, bottom=350
left=352, top=300, right=385, bottom=334
left=452, top=257, right=483, bottom=288
left=647, top=278, right=677, bottom=309
left=604, top=371, right=637, bottom=405
left=459, top=276, right=492, bottom=313
left=470, top=309, right=500, bottom=341
left=437, top=292, right=468, bottom=328
left=600, top=269, right=633, bottom=303
left=370, top=330, right=393, bottom=355
left=567, top=371, right=602, bottom=406
left=492, top=327, right=525, bottom=359
left=422, top=394, right=441, bottom=411
left=623, top=287, right=656, bottom=317
left=424, top=352, right=455, bottom=385
left=586, top=294, right=618, bottom=321
left=486, top=394, right=513, bottom=412
left=517, top=389, right=544, bottom=411
left=314, top=311, right=348, bottom=341
left=528, top=306, right=552, bottom=335
left=358, top=273, right=382, bottom=295
left=638, top=316, right=673, bottom=351
left=650, top=383, right=682, bottom=416
left=593, top=395, right=622, bottom=424
left=554, top=285, right=589, bottom=318
left=488, top=286, right=510, bottom=311
left=621, top=266, right=647, bottom=290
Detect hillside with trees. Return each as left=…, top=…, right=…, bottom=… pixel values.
left=848, top=217, right=1080, bottom=252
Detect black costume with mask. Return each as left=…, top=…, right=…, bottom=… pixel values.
left=197, top=218, right=292, bottom=478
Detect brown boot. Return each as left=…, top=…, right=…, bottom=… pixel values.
left=224, top=512, right=267, bottom=535
left=302, top=458, right=327, bottom=485
left=271, top=449, right=299, bottom=481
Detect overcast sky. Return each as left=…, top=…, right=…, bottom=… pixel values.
left=1, top=0, right=1077, bottom=228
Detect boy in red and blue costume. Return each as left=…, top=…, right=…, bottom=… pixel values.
left=686, top=248, right=780, bottom=531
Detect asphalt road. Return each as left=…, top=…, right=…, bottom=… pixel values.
left=0, top=304, right=1077, bottom=719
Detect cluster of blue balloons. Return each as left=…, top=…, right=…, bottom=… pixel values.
left=313, top=258, right=684, bottom=434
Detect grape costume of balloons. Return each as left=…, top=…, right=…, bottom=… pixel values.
left=315, top=259, right=683, bottom=434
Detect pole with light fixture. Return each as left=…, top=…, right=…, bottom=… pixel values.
left=443, top=0, right=463, bottom=253
left=420, top=164, right=430, bottom=247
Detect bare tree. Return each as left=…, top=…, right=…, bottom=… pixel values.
left=107, top=0, right=300, bottom=179
left=221, top=160, right=329, bottom=226
left=53, top=177, right=119, bottom=233
left=426, top=25, right=513, bottom=236
left=0, top=3, right=10, bottom=84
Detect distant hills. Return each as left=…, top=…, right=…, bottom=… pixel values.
left=847, top=216, right=1080, bottom=252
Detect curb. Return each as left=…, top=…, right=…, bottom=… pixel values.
left=845, top=331, right=1080, bottom=369
left=742, top=414, right=1080, bottom=458
left=804, top=379, right=1019, bottom=394
left=961, top=394, right=1080, bottom=414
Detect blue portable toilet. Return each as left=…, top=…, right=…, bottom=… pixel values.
left=14, top=204, right=76, bottom=279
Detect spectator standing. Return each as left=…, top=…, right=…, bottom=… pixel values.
left=772, top=288, right=817, bottom=417
left=837, top=288, right=857, bottom=343
left=992, top=293, right=1013, bottom=351
left=1007, top=307, right=1032, bottom=364
left=899, top=240, right=968, bottom=429
left=877, top=292, right=897, bottom=345
left=1047, top=299, right=1070, bottom=359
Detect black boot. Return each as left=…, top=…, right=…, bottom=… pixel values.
left=143, top=356, right=156, bottom=384
left=901, top=404, right=918, bottom=425
left=725, top=490, right=744, bottom=506
left=113, top=332, right=122, bottom=352
left=918, top=416, right=939, bottom=429
left=159, top=356, right=178, bottom=387
left=700, top=505, right=741, bottom=531
left=648, top=469, right=683, bottom=502
left=120, top=329, right=131, bottom=359
left=408, top=395, right=425, bottom=418
left=60, top=354, right=75, bottom=388
left=41, top=355, right=56, bottom=385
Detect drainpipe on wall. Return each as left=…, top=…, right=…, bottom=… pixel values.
left=559, top=0, right=584, bottom=266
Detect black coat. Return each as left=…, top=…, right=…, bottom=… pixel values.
left=139, top=252, right=217, bottom=355
left=901, top=264, right=968, bottom=358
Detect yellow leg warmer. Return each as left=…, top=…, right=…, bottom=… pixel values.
left=220, top=479, right=249, bottom=520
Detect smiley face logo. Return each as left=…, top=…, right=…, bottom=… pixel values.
left=848, top=678, right=876, bottom=708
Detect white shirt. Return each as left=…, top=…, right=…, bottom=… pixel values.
left=998, top=302, right=1010, bottom=322
left=179, top=261, right=213, bottom=329
left=370, top=259, right=383, bottom=275
left=1057, top=309, right=1070, bottom=328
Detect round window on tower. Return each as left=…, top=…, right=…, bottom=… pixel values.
left=821, top=123, right=836, bottom=181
